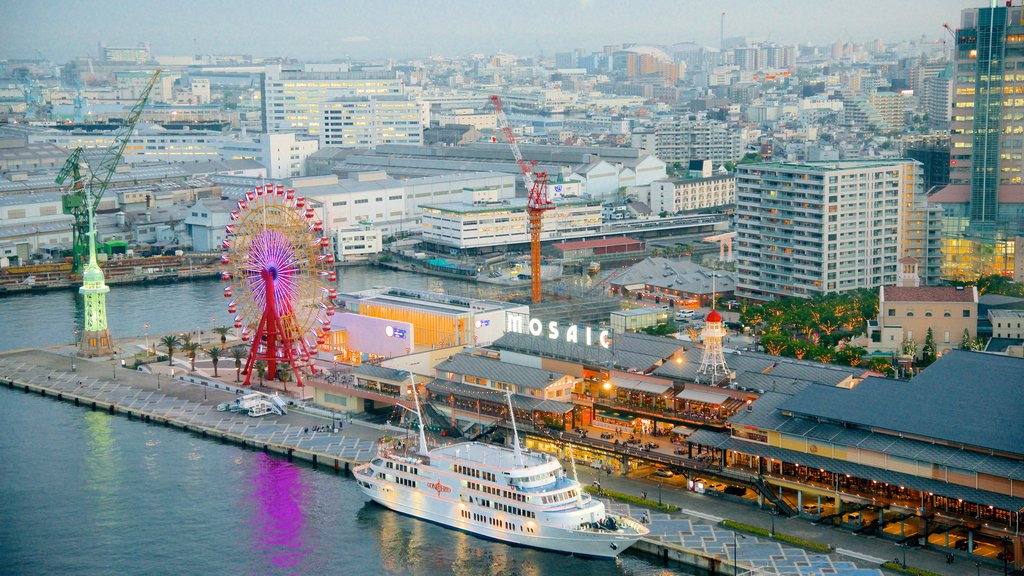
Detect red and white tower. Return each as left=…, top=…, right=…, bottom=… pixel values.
left=698, top=309, right=729, bottom=385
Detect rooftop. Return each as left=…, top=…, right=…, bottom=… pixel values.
left=435, top=353, right=568, bottom=390
left=553, top=237, right=643, bottom=251
left=881, top=285, right=977, bottom=303
left=778, top=350, right=1024, bottom=456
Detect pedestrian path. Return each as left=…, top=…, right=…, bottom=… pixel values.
left=600, top=498, right=882, bottom=576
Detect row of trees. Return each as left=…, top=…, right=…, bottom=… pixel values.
left=740, top=289, right=880, bottom=369
left=156, top=332, right=293, bottom=388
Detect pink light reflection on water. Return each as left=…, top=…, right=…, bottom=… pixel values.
left=247, top=452, right=311, bottom=570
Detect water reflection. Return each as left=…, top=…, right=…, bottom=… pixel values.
left=83, top=411, right=123, bottom=536
left=246, top=453, right=310, bottom=571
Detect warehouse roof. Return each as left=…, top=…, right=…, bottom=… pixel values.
left=779, top=350, right=1024, bottom=456
left=435, top=353, right=569, bottom=390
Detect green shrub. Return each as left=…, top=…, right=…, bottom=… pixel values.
left=880, top=562, right=944, bottom=576
left=582, top=485, right=680, bottom=512
left=721, top=520, right=832, bottom=553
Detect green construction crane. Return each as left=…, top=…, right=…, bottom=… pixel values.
left=56, top=69, right=162, bottom=273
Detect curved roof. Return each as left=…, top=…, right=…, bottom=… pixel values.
left=618, top=45, right=672, bottom=62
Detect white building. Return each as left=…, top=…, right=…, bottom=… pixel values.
left=420, top=188, right=603, bottom=252
left=320, top=96, right=423, bottom=148
left=220, top=132, right=319, bottom=179
left=334, top=227, right=383, bottom=262
left=183, top=197, right=235, bottom=252
left=434, top=108, right=497, bottom=130
left=0, top=192, right=73, bottom=261
left=647, top=173, right=735, bottom=214
left=261, top=63, right=404, bottom=135
left=735, top=160, right=925, bottom=301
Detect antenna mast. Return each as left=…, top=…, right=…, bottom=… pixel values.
left=505, top=390, right=524, bottom=467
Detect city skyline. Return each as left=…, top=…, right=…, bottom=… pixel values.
left=4, top=0, right=976, bottom=62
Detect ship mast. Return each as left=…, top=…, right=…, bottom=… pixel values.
left=505, top=390, right=524, bottom=467
left=407, top=375, right=429, bottom=457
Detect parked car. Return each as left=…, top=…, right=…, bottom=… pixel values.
left=653, top=468, right=674, bottom=478
left=802, top=503, right=822, bottom=515
left=589, top=460, right=603, bottom=469
left=723, top=485, right=747, bottom=496
left=674, top=310, right=695, bottom=321
left=955, top=538, right=970, bottom=551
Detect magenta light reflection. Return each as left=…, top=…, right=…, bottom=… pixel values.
left=246, top=230, right=300, bottom=317
left=247, top=452, right=310, bottom=570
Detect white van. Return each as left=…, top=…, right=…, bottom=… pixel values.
left=675, top=310, right=695, bottom=321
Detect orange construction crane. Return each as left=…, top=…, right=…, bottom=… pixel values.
left=490, top=95, right=553, bottom=303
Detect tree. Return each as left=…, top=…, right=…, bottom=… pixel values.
left=901, top=336, right=918, bottom=359
left=212, top=326, right=231, bottom=348
left=184, top=341, right=200, bottom=372
left=206, top=346, right=221, bottom=377
left=922, top=328, right=936, bottom=365
left=869, top=357, right=895, bottom=376
left=230, top=346, right=246, bottom=382
left=761, top=333, right=790, bottom=356
left=160, top=335, right=181, bottom=366
left=277, top=364, right=292, bottom=393
left=255, top=361, right=267, bottom=386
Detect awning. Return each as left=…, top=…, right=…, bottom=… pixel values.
left=610, top=376, right=673, bottom=395
left=675, top=388, right=730, bottom=405
left=671, top=425, right=695, bottom=436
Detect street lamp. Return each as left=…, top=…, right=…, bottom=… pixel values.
left=898, top=542, right=907, bottom=568
left=144, top=323, right=150, bottom=351
left=769, top=505, right=779, bottom=537
left=658, top=480, right=663, bottom=506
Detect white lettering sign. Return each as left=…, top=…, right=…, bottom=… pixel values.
left=505, top=313, right=610, bottom=349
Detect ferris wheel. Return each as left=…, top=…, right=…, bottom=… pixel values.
left=220, top=184, right=337, bottom=387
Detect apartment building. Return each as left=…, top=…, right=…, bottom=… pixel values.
left=647, top=173, right=735, bottom=214
left=632, top=119, right=741, bottom=166
left=736, top=160, right=930, bottom=301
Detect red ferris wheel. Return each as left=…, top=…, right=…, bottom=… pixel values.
left=221, top=184, right=337, bottom=387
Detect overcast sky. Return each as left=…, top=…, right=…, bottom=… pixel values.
left=3, top=0, right=977, bottom=62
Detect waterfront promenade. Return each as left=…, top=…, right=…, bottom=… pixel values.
left=0, top=348, right=380, bottom=472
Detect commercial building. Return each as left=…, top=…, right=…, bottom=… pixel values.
left=339, top=287, right=529, bottom=349
left=944, top=3, right=1024, bottom=278
left=183, top=197, right=236, bottom=252
left=609, top=308, right=670, bottom=334
left=868, top=284, right=978, bottom=359
left=735, top=160, right=935, bottom=301
left=688, top=351, right=1024, bottom=570
left=100, top=42, right=151, bottom=64
left=420, top=190, right=603, bottom=253
left=608, top=258, right=737, bottom=308
left=320, top=96, right=423, bottom=148
left=261, top=64, right=404, bottom=135
left=632, top=119, right=742, bottom=166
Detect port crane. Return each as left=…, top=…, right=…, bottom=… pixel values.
left=56, top=69, right=162, bottom=273
left=490, top=95, right=553, bottom=303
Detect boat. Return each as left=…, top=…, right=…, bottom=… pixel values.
left=353, top=386, right=649, bottom=559
left=587, top=261, right=601, bottom=274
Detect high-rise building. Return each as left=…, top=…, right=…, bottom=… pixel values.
left=923, top=66, right=952, bottom=132
left=905, top=143, right=951, bottom=193
left=941, top=3, right=1024, bottom=278
left=261, top=64, right=403, bottom=135
left=735, top=160, right=937, bottom=301
left=320, top=96, right=423, bottom=148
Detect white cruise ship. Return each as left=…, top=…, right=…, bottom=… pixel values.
left=353, top=391, right=649, bottom=559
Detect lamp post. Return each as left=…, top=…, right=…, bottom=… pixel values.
left=156, top=372, right=160, bottom=390
left=898, top=542, right=907, bottom=568
left=658, top=480, right=663, bottom=506
left=144, top=323, right=150, bottom=351
left=769, top=505, right=779, bottom=537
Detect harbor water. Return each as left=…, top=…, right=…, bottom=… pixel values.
left=0, top=267, right=687, bottom=575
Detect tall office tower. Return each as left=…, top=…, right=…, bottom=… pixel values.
left=735, top=160, right=937, bottom=301
left=261, top=64, right=404, bottom=136
left=942, top=3, right=1024, bottom=279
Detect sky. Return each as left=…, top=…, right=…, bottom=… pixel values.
left=2, top=0, right=977, bottom=62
